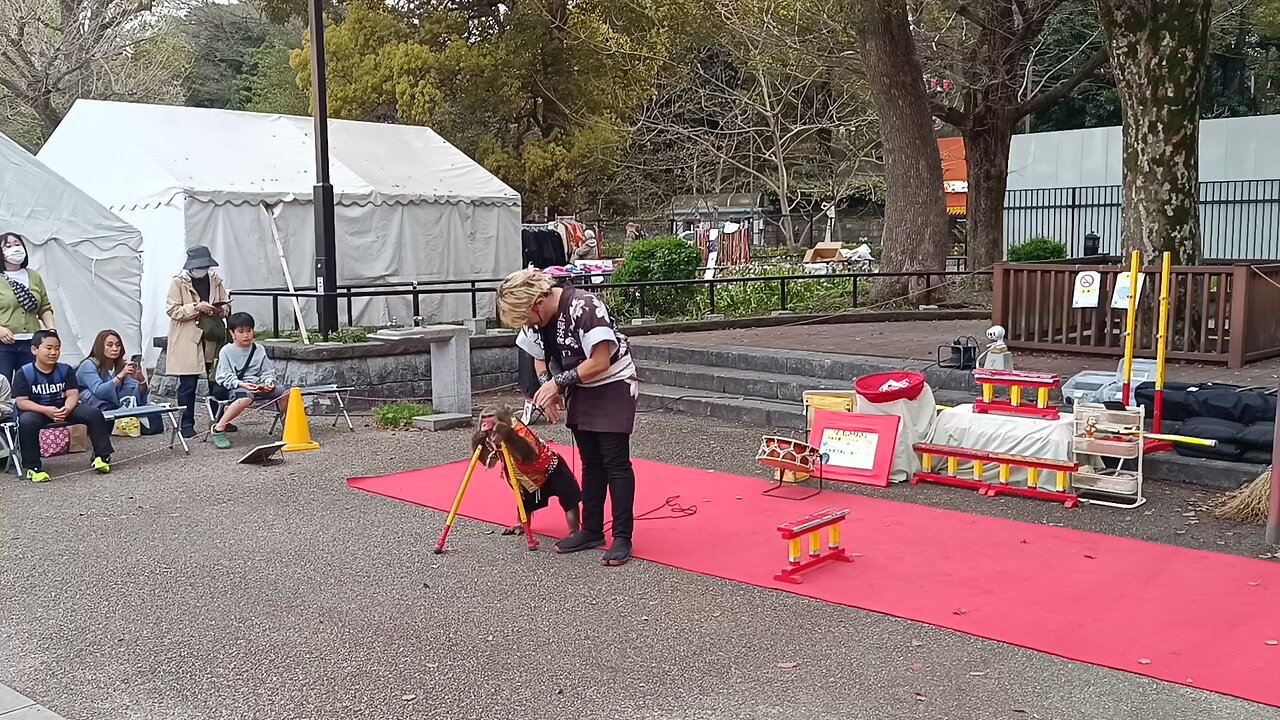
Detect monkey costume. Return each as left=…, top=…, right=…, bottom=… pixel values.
left=471, top=404, right=582, bottom=535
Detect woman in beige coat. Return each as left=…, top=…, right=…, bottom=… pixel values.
left=166, top=246, right=230, bottom=438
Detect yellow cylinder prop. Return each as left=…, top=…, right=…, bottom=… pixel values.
left=1121, top=250, right=1141, bottom=405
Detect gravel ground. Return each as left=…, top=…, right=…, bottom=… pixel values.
left=2, top=396, right=1276, bottom=720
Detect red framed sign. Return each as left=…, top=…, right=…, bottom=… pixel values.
left=807, top=409, right=901, bottom=488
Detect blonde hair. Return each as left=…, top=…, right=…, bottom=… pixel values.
left=496, top=268, right=553, bottom=328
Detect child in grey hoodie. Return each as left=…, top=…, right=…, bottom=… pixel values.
left=211, top=312, right=285, bottom=449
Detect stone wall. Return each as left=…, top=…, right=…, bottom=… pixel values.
left=151, top=334, right=519, bottom=407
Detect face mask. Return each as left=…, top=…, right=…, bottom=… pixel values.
left=189, top=268, right=208, bottom=278
left=3, top=247, right=26, bottom=265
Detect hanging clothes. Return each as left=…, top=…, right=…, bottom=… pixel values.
left=522, top=228, right=568, bottom=269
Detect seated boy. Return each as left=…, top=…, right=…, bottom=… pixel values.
left=471, top=403, right=581, bottom=536
left=210, top=312, right=287, bottom=449
left=13, top=330, right=114, bottom=482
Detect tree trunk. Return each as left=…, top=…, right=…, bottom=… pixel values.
left=1097, top=0, right=1213, bottom=264
left=858, top=0, right=950, bottom=300
left=963, top=114, right=1014, bottom=271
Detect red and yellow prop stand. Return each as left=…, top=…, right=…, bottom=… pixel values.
left=973, top=369, right=1062, bottom=420
left=1146, top=251, right=1175, bottom=453
left=912, top=442, right=1080, bottom=508
left=773, top=507, right=852, bottom=584
left=434, top=442, right=539, bottom=554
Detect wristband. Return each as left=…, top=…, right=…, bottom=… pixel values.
left=553, top=368, right=581, bottom=390
left=537, top=371, right=552, bottom=385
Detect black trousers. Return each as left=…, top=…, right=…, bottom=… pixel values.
left=18, top=406, right=115, bottom=471
left=178, top=375, right=229, bottom=431
left=177, top=375, right=200, bottom=432
left=572, top=430, right=635, bottom=540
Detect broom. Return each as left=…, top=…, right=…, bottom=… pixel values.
left=1213, top=466, right=1272, bottom=524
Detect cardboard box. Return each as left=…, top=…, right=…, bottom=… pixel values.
left=803, top=242, right=844, bottom=263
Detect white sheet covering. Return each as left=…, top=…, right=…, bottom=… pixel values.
left=36, top=100, right=522, bottom=363
left=855, top=386, right=937, bottom=483
left=928, top=404, right=1092, bottom=484
left=0, top=131, right=144, bottom=364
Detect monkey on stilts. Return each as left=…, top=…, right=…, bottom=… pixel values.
left=471, top=403, right=582, bottom=536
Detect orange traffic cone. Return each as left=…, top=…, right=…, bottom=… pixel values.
left=281, top=386, right=320, bottom=453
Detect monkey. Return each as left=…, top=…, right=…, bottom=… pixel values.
left=471, top=403, right=582, bottom=536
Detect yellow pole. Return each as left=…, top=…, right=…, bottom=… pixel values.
left=1154, top=251, right=1172, bottom=432
left=1011, top=385, right=1023, bottom=406
left=500, top=443, right=530, bottom=526
left=829, top=524, right=841, bottom=550
left=808, top=531, right=821, bottom=557
left=998, top=463, right=1010, bottom=485
left=1037, top=387, right=1049, bottom=409
left=1027, top=467, right=1040, bottom=489
left=1121, top=250, right=1141, bottom=405
left=433, top=445, right=484, bottom=553
left=973, top=460, right=985, bottom=479
left=788, top=538, right=801, bottom=564
left=981, top=382, right=994, bottom=403
left=947, top=456, right=958, bottom=476
left=1056, top=470, right=1067, bottom=492
left=921, top=452, right=932, bottom=469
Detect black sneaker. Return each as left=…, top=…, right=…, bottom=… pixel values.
left=554, top=531, right=606, bottom=554
left=602, top=537, right=633, bottom=566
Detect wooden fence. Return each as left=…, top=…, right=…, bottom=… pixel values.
left=992, top=262, right=1280, bottom=368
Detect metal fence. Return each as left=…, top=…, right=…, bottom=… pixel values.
left=1004, top=179, right=1280, bottom=260
left=233, top=269, right=989, bottom=337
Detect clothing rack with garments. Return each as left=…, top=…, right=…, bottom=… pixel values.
left=521, top=224, right=568, bottom=269
left=695, top=222, right=751, bottom=267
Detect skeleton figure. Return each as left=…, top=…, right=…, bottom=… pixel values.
left=470, top=403, right=582, bottom=536
left=981, top=324, right=1014, bottom=371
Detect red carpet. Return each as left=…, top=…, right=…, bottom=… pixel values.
left=349, top=448, right=1280, bottom=706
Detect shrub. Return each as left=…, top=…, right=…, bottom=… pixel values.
left=695, top=263, right=865, bottom=318
left=374, top=402, right=433, bottom=429
left=1007, top=236, right=1067, bottom=263
left=608, top=236, right=701, bottom=319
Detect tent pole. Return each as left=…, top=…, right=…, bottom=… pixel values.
left=307, top=0, right=339, bottom=338
left=263, top=204, right=310, bottom=345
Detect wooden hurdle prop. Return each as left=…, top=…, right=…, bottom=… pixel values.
left=912, top=442, right=1081, bottom=508
left=973, top=368, right=1062, bottom=420
left=774, top=508, right=853, bottom=584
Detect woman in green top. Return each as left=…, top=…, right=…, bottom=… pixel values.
left=0, top=233, right=55, bottom=382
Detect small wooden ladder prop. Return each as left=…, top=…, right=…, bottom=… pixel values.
left=912, top=442, right=1080, bottom=508
left=973, top=369, right=1062, bottom=420
left=774, top=508, right=853, bottom=584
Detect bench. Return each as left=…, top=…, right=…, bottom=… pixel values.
left=205, top=385, right=355, bottom=434
left=0, top=404, right=190, bottom=477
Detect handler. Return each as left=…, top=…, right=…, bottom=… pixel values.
left=496, top=269, right=638, bottom=567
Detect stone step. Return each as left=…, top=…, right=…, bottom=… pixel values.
left=631, top=340, right=976, bottom=392
left=638, top=381, right=979, bottom=433
left=641, top=360, right=980, bottom=406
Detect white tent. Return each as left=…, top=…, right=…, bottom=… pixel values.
left=37, top=100, right=522, bottom=364
left=0, top=131, right=144, bottom=365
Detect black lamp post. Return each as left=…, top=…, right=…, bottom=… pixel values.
left=307, top=0, right=339, bottom=337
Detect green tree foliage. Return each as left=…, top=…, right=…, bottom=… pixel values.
left=290, top=0, right=657, bottom=215
left=237, top=36, right=311, bottom=114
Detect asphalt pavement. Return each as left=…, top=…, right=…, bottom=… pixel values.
left=1, top=399, right=1276, bottom=720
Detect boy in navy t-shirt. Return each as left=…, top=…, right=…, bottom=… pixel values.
left=12, top=330, right=114, bottom=482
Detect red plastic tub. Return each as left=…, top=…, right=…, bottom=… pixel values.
left=854, top=371, right=927, bottom=403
